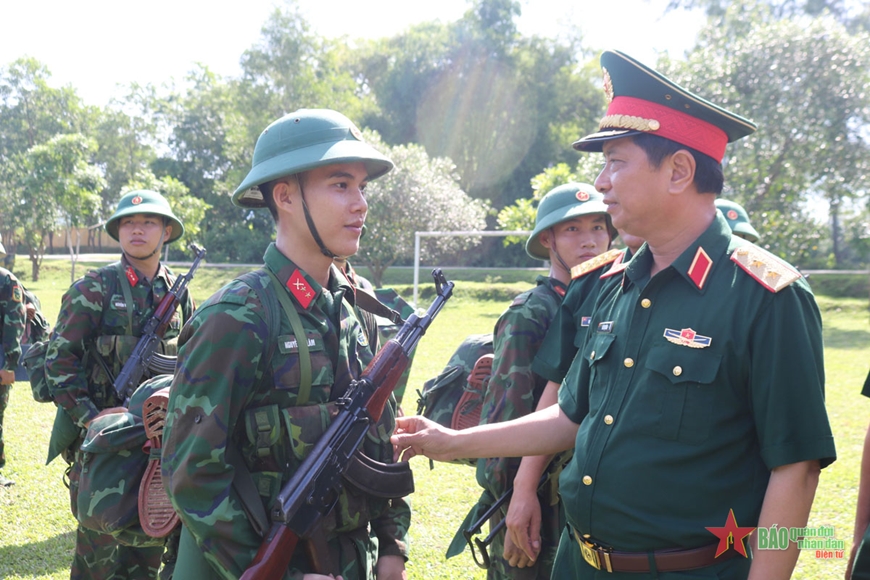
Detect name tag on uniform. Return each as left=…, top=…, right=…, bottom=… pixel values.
left=111, top=295, right=127, bottom=310
left=581, top=316, right=591, bottom=327
left=597, top=321, right=613, bottom=333
left=277, top=335, right=323, bottom=354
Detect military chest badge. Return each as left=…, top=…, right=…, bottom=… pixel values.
left=581, top=316, right=591, bottom=327
left=598, top=321, right=613, bottom=333
left=664, top=327, right=711, bottom=348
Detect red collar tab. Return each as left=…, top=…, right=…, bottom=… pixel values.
left=604, top=96, right=728, bottom=162
left=687, top=247, right=713, bottom=290
left=600, top=254, right=629, bottom=279
left=554, top=285, right=566, bottom=297
left=125, top=266, right=139, bottom=287
left=287, top=269, right=315, bottom=309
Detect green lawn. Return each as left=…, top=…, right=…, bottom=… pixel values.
left=0, top=259, right=867, bottom=579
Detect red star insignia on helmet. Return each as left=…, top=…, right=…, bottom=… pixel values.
left=576, top=191, right=590, bottom=202
left=727, top=209, right=738, bottom=220
left=132, top=195, right=143, bottom=205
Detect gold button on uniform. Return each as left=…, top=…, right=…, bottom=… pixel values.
left=673, top=366, right=683, bottom=376
left=641, top=298, right=651, bottom=308
left=590, top=351, right=596, bottom=360
left=604, top=415, right=614, bottom=425
left=583, top=475, right=593, bottom=485
left=624, top=358, right=634, bottom=368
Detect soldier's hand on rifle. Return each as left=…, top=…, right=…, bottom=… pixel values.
left=505, top=486, right=542, bottom=564
left=391, top=416, right=459, bottom=462
left=503, top=528, right=535, bottom=569
left=375, top=554, right=407, bottom=580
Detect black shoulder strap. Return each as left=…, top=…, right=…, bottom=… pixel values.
left=355, top=288, right=404, bottom=325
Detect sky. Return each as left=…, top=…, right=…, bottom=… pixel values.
left=0, top=0, right=706, bottom=107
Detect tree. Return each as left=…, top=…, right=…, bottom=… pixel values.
left=8, top=134, right=103, bottom=281
left=354, top=131, right=490, bottom=287
left=659, top=4, right=870, bottom=267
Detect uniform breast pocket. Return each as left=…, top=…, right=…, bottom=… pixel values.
left=639, top=346, right=722, bottom=445
left=272, top=332, right=335, bottom=401
left=583, top=332, right=617, bottom=411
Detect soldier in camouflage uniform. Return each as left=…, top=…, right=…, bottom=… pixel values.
left=0, top=260, right=26, bottom=487
left=45, top=190, right=192, bottom=580
left=162, top=108, right=410, bottom=580
left=473, top=183, right=615, bottom=579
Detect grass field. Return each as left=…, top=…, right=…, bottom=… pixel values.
left=0, top=259, right=868, bottom=579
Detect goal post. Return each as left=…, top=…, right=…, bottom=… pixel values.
left=413, top=230, right=532, bottom=307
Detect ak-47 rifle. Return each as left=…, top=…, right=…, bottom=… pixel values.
left=112, top=243, right=206, bottom=405
left=240, top=269, right=454, bottom=580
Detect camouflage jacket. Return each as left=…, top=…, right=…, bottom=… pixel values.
left=0, top=267, right=26, bottom=371
left=476, top=276, right=566, bottom=497
left=162, top=243, right=410, bottom=580
left=532, top=249, right=630, bottom=384
left=46, top=257, right=194, bottom=427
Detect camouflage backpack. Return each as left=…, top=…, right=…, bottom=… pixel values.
left=73, top=374, right=172, bottom=547
left=416, top=333, right=494, bottom=438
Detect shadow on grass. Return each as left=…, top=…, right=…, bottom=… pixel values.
left=0, top=530, right=74, bottom=577
left=823, top=326, right=870, bottom=350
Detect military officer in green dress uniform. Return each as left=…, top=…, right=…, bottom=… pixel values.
left=162, top=109, right=410, bottom=580
left=45, top=190, right=192, bottom=580
left=715, top=198, right=760, bottom=243
left=467, top=183, right=614, bottom=579
left=392, top=50, right=835, bottom=580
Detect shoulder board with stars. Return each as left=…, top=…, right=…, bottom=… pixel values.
left=571, top=249, right=624, bottom=280
left=731, top=245, right=801, bottom=293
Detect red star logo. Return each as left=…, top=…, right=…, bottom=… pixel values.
left=706, top=509, right=755, bottom=558
left=680, top=328, right=696, bottom=341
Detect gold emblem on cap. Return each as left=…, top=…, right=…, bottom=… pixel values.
left=602, top=67, right=614, bottom=103
left=132, top=195, right=143, bottom=205
left=600, top=114, right=660, bottom=133
left=349, top=124, right=363, bottom=141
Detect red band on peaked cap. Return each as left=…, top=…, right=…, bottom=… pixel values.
left=604, top=96, right=728, bottom=162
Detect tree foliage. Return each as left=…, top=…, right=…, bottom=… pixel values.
left=355, top=131, right=490, bottom=286
left=659, top=2, right=870, bottom=267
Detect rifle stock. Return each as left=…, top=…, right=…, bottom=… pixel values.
left=239, top=269, right=454, bottom=579
left=113, top=243, right=206, bottom=404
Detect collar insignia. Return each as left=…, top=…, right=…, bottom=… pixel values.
left=572, top=249, right=624, bottom=280
left=287, top=269, right=315, bottom=309
left=125, top=266, right=139, bottom=287
left=664, top=327, right=711, bottom=348
left=687, top=247, right=712, bottom=289
left=731, top=245, right=801, bottom=293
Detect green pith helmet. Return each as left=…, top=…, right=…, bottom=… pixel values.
left=233, top=109, right=394, bottom=208
left=105, top=190, right=184, bottom=243
left=716, top=198, right=760, bottom=243
left=525, top=183, right=613, bottom=260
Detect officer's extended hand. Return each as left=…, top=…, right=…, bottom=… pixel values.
left=375, top=554, right=407, bottom=579
left=0, top=369, right=14, bottom=385
left=391, top=416, right=458, bottom=462
left=503, top=529, right=535, bottom=568
left=505, top=487, right=542, bottom=563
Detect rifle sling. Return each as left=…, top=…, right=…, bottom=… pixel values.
left=354, top=288, right=404, bottom=325
left=342, top=451, right=414, bottom=499
left=265, top=269, right=313, bottom=406
left=115, top=261, right=134, bottom=335
left=226, top=443, right=270, bottom=539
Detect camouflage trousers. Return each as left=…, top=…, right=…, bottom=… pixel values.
left=0, top=382, right=10, bottom=469
left=70, top=525, right=163, bottom=580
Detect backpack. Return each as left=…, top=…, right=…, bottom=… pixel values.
left=416, top=333, right=494, bottom=432
left=73, top=374, right=172, bottom=547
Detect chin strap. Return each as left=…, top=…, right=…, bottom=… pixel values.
left=297, top=176, right=338, bottom=259
left=548, top=228, right=572, bottom=276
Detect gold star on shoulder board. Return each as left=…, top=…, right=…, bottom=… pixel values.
left=730, top=245, right=801, bottom=293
